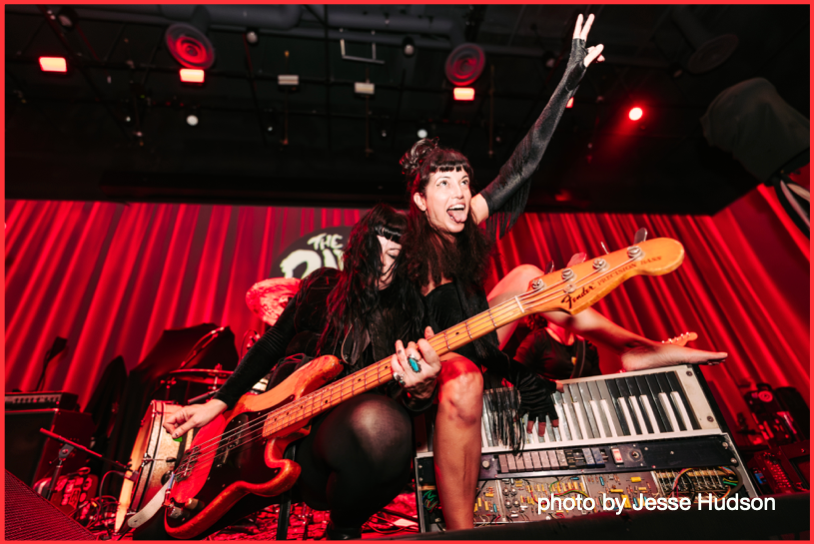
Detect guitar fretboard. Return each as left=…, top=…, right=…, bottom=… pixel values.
left=260, top=292, right=545, bottom=438
left=258, top=239, right=678, bottom=439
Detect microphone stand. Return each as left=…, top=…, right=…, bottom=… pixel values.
left=39, top=428, right=131, bottom=500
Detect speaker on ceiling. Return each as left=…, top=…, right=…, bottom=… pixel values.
left=165, top=23, right=216, bottom=70
left=444, top=43, right=486, bottom=86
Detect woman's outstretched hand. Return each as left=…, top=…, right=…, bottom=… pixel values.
left=574, top=13, right=605, bottom=66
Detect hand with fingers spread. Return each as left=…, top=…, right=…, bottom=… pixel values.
left=511, top=367, right=560, bottom=438
left=564, top=13, right=605, bottom=92
left=391, top=326, right=443, bottom=402
left=162, top=399, right=228, bottom=439
left=574, top=13, right=605, bottom=67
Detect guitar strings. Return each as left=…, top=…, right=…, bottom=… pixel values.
left=173, top=256, right=638, bottom=475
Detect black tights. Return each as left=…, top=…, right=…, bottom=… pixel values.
left=296, top=393, right=414, bottom=529
left=133, top=394, right=413, bottom=539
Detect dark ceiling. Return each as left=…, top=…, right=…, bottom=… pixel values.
left=5, top=4, right=809, bottom=214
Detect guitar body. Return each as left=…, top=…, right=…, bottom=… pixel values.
left=164, top=355, right=343, bottom=539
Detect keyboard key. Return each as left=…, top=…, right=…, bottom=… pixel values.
left=645, top=374, right=672, bottom=432
left=666, top=372, right=701, bottom=430
left=578, top=382, right=600, bottom=438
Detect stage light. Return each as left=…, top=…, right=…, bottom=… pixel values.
left=186, top=114, right=199, bottom=126
left=180, top=68, right=205, bottom=84
left=402, top=36, right=416, bottom=58
left=453, top=87, right=475, bottom=101
left=246, top=29, right=259, bottom=45
left=628, top=107, right=644, bottom=121
left=278, top=74, right=299, bottom=86
left=566, top=97, right=574, bottom=109
left=39, top=57, right=67, bottom=73
left=354, top=82, right=375, bottom=96
left=417, top=128, right=428, bottom=139
left=57, top=7, right=77, bottom=30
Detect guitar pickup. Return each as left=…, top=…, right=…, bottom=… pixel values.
left=216, top=415, right=249, bottom=468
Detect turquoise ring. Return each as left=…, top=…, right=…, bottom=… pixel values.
left=408, top=356, right=421, bottom=373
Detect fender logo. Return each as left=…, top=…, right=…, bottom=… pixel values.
left=561, top=285, right=595, bottom=310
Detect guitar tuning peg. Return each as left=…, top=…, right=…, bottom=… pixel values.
left=633, top=227, right=648, bottom=245
left=566, top=252, right=587, bottom=266
left=546, top=260, right=555, bottom=274
left=600, top=242, right=610, bottom=255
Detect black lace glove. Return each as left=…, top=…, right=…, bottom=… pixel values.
left=506, top=359, right=559, bottom=424
left=480, top=38, right=589, bottom=240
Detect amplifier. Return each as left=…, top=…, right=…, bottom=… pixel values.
left=5, top=470, right=96, bottom=540
left=5, top=409, right=96, bottom=486
left=6, top=391, right=79, bottom=412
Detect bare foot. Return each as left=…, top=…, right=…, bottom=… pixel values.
left=621, top=342, right=727, bottom=372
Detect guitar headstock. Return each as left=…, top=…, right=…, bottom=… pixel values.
left=663, top=331, right=699, bottom=346
left=522, top=238, right=685, bottom=316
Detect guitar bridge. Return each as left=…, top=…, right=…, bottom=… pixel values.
left=174, top=446, right=200, bottom=483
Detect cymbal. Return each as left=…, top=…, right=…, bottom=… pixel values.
left=165, top=368, right=233, bottom=385
left=245, top=277, right=302, bottom=326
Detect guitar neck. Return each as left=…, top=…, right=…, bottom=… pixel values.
left=261, top=237, right=685, bottom=438
left=261, top=298, right=526, bottom=438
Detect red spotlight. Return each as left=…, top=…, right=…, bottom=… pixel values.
left=39, top=57, right=67, bottom=73
left=179, top=68, right=205, bottom=84
left=628, top=107, right=644, bottom=121
left=566, top=97, right=574, bottom=109
left=453, top=87, right=475, bottom=101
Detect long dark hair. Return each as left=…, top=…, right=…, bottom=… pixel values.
left=318, top=203, right=423, bottom=362
left=398, top=138, right=493, bottom=292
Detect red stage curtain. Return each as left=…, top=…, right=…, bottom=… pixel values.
left=4, top=186, right=809, bottom=435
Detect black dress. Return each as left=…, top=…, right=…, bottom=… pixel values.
left=214, top=267, right=417, bottom=408
left=514, top=329, right=601, bottom=380
left=206, top=267, right=419, bottom=534
left=422, top=38, right=590, bottom=419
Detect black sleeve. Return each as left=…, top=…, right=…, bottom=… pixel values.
left=480, top=38, right=588, bottom=240
left=480, top=347, right=559, bottom=424
left=213, top=295, right=298, bottom=409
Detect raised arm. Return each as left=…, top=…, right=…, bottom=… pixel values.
left=471, top=14, right=605, bottom=237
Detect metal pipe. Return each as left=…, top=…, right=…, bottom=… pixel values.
left=309, top=6, right=464, bottom=44
left=73, top=4, right=302, bottom=29
left=323, top=5, right=332, bottom=150
left=242, top=33, right=268, bottom=146
left=8, top=6, right=667, bottom=67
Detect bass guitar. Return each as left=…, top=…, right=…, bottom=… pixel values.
left=163, top=237, right=685, bottom=538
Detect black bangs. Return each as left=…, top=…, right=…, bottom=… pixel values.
left=374, top=223, right=402, bottom=242
left=430, top=162, right=468, bottom=173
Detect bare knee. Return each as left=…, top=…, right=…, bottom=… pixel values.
left=437, top=357, right=483, bottom=426
left=507, top=264, right=544, bottom=284
left=488, top=264, right=544, bottom=302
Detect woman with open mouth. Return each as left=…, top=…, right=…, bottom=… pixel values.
left=397, top=13, right=727, bottom=531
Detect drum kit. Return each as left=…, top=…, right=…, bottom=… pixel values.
left=115, top=277, right=301, bottom=533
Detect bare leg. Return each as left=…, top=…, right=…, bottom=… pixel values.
left=487, top=264, right=727, bottom=368
left=433, top=356, right=483, bottom=531
left=487, top=264, right=544, bottom=348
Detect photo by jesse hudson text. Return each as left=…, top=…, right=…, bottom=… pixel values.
left=537, top=494, right=775, bottom=514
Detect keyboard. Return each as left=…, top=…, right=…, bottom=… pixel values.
left=413, top=365, right=757, bottom=532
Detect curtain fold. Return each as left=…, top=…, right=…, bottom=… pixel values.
left=5, top=187, right=808, bottom=432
